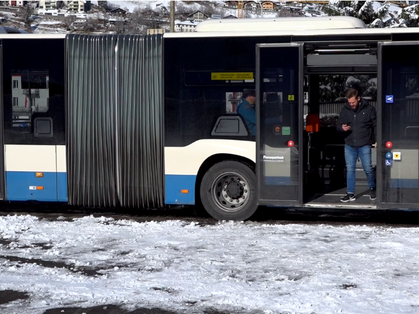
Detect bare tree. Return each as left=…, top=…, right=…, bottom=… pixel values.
left=63, top=15, right=76, bottom=31
left=81, top=18, right=100, bottom=33
left=126, top=6, right=165, bottom=34
left=175, top=2, right=189, bottom=15
left=112, top=20, right=126, bottom=34
left=199, top=2, right=222, bottom=17
left=124, top=8, right=148, bottom=34
left=277, top=7, right=303, bottom=17
left=98, top=1, right=108, bottom=11
left=319, top=4, right=343, bottom=16
left=18, top=3, right=35, bottom=32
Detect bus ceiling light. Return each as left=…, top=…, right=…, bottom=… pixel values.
left=287, top=141, right=295, bottom=147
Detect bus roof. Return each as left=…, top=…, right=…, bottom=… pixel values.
left=164, top=25, right=419, bottom=39
left=195, top=16, right=366, bottom=32
left=0, top=33, right=66, bottom=39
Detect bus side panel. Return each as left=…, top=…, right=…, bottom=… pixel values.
left=5, top=145, right=57, bottom=201
left=165, top=175, right=196, bottom=205
left=56, top=145, right=67, bottom=202
left=164, top=140, right=255, bottom=205
left=390, top=149, right=418, bottom=188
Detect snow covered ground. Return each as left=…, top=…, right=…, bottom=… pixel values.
left=1, top=214, right=419, bottom=313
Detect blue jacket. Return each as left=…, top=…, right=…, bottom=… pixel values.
left=237, top=98, right=256, bottom=135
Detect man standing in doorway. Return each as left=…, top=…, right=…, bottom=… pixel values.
left=237, top=89, right=257, bottom=135
left=337, top=88, right=377, bottom=202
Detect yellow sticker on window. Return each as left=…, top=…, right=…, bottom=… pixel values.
left=211, top=72, right=254, bottom=80
left=288, top=95, right=295, bottom=101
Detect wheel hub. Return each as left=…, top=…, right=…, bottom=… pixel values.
left=211, top=172, right=250, bottom=213
left=224, top=180, right=243, bottom=199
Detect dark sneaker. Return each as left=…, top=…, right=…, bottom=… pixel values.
left=340, top=193, right=356, bottom=203
left=369, top=188, right=376, bottom=201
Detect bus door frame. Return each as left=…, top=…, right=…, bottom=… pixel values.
left=378, top=41, right=419, bottom=209
left=0, top=40, right=4, bottom=201
left=255, top=42, right=304, bottom=207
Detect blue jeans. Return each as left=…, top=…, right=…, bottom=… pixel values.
left=344, top=144, right=376, bottom=194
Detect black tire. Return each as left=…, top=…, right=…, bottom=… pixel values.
left=199, top=160, right=258, bottom=221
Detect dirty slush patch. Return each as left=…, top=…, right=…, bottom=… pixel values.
left=0, top=289, right=231, bottom=314
left=0, top=287, right=230, bottom=314
left=43, top=305, right=179, bottom=314
left=0, top=289, right=30, bottom=305
left=42, top=305, right=237, bottom=314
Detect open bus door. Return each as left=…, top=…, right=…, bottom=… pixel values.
left=256, top=43, right=304, bottom=206
left=0, top=41, right=4, bottom=201
left=378, top=42, right=419, bottom=208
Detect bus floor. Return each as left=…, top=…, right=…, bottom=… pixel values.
left=304, top=184, right=377, bottom=209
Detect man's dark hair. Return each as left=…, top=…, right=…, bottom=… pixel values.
left=243, top=89, right=256, bottom=98
left=346, top=88, right=360, bottom=99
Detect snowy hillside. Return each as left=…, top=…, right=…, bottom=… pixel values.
left=0, top=1, right=418, bottom=34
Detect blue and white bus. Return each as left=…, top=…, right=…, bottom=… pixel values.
left=1, top=16, right=419, bottom=220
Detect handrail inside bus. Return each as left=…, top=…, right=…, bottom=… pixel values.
left=405, top=126, right=419, bottom=137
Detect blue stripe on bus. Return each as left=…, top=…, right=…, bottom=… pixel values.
left=165, top=174, right=196, bottom=205
left=57, top=172, right=68, bottom=202
left=6, top=171, right=68, bottom=202
left=6, top=171, right=58, bottom=201
left=390, top=179, right=419, bottom=189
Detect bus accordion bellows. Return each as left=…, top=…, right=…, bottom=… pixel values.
left=1, top=17, right=419, bottom=220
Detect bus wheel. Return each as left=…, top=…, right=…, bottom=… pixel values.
left=200, top=161, right=257, bottom=221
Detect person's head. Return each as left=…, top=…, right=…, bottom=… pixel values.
left=346, top=88, right=361, bottom=110
left=243, top=89, right=256, bottom=104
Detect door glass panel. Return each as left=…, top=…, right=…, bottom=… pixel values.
left=0, top=40, right=3, bottom=200
left=381, top=44, right=419, bottom=205
left=257, top=44, right=301, bottom=203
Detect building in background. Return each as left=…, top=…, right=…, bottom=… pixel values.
left=38, top=0, right=88, bottom=13
left=175, top=20, right=199, bottom=32
left=6, top=0, right=26, bottom=6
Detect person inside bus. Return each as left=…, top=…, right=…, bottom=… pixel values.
left=337, top=88, right=377, bottom=203
left=237, top=89, right=257, bottom=135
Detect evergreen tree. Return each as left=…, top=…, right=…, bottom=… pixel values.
left=401, top=5, right=419, bottom=27
left=357, top=0, right=378, bottom=25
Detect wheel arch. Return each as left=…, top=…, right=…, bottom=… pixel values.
left=195, top=153, right=255, bottom=207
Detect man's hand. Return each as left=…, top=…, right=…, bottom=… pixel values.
left=342, top=124, right=351, bottom=132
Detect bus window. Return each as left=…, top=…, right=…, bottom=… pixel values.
left=3, top=39, right=65, bottom=145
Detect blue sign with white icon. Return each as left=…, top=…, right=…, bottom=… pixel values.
left=385, top=159, right=392, bottom=166
left=385, top=152, right=393, bottom=159
left=386, top=95, right=394, bottom=103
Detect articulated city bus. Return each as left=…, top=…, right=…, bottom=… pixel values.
left=1, top=17, right=419, bottom=220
